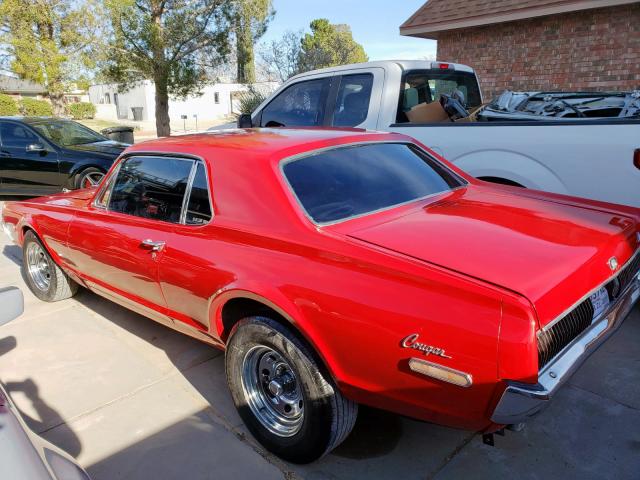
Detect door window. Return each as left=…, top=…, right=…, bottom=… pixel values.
left=332, top=74, right=373, bottom=127
left=185, top=162, right=213, bottom=225
left=108, top=156, right=193, bottom=223
left=260, top=78, right=331, bottom=127
left=0, top=122, right=40, bottom=149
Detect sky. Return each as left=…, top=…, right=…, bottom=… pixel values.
left=260, top=0, right=437, bottom=61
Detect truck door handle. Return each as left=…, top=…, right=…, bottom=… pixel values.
left=140, top=239, right=166, bottom=252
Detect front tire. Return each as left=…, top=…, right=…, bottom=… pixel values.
left=22, top=231, right=78, bottom=302
left=225, top=316, right=358, bottom=463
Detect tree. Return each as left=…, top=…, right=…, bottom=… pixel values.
left=259, top=30, right=303, bottom=82
left=233, top=0, right=274, bottom=84
left=102, top=0, right=232, bottom=137
left=0, top=0, right=101, bottom=115
left=298, top=19, right=367, bottom=73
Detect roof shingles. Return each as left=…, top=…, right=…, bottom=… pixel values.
left=401, top=0, right=639, bottom=36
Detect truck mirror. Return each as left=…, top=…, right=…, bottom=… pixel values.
left=238, top=114, right=253, bottom=129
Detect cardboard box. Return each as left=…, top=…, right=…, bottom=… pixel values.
left=406, top=101, right=450, bottom=123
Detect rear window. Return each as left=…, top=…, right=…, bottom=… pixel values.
left=397, top=70, right=482, bottom=123
left=282, top=143, right=463, bottom=224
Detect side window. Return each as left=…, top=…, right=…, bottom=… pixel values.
left=332, top=74, right=373, bottom=127
left=185, top=163, right=212, bottom=225
left=0, top=123, right=40, bottom=149
left=108, top=156, right=193, bottom=223
left=260, top=78, right=331, bottom=127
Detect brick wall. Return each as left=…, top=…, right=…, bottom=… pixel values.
left=437, top=4, right=640, bottom=99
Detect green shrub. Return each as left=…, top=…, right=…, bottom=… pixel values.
left=20, top=97, right=53, bottom=116
left=67, top=102, right=96, bottom=120
left=0, top=93, right=19, bottom=116
left=238, top=86, right=268, bottom=115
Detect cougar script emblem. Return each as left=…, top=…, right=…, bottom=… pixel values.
left=401, top=334, right=452, bottom=359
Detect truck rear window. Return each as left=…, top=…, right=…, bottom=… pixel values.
left=397, top=70, right=482, bottom=123
left=282, top=143, right=464, bottom=224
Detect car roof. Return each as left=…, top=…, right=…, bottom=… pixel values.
left=0, top=116, right=75, bottom=125
left=126, top=128, right=410, bottom=162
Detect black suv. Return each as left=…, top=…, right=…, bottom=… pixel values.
left=0, top=117, right=128, bottom=196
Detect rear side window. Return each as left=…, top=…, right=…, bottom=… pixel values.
left=0, top=122, right=40, bottom=148
left=332, top=74, right=373, bottom=127
left=185, top=163, right=212, bottom=225
left=260, top=78, right=331, bottom=127
left=108, top=156, right=193, bottom=223
left=397, top=70, right=482, bottom=123
left=283, top=143, right=463, bottom=224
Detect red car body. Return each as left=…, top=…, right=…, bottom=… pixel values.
left=2, top=128, right=640, bottom=434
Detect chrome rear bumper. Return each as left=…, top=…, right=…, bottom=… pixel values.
left=491, top=273, right=640, bottom=425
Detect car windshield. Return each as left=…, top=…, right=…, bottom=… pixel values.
left=32, top=120, right=107, bottom=147
left=282, top=142, right=464, bottom=224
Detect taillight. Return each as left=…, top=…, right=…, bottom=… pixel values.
left=438, top=63, right=450, bottom=69
left=634, top=149, right=640, bottom=170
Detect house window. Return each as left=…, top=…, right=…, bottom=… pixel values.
left=214, top=92, right=220, bottom=104
left=104, top=93, right=111, bottom=104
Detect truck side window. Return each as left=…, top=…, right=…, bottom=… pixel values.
left=332, top=74, right=374, bottom=127
left=260, top=78, right=331, bottom=127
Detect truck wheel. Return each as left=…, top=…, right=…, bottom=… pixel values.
left=74, top=167, right=105, bottom=189
left=225, top=316, right=358, bottom=464
left=22, top=231, right=78, bottom=302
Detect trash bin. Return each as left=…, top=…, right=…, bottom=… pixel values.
left=131, top=107, right=143, bottom=121
left=101, top=126, right=134, bottom=144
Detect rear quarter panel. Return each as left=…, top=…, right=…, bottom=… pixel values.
left=198, top=222, right=513, bottom=430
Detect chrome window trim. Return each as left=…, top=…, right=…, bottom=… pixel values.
left=279, top=140, right=468, bottom=227
left=180, top=160, right=215, bottom=227
left=541, top=247, right=640, bottom=333
left=179, top=162, right=199, bottom=225
left=92, top=162, right=122, bottom=210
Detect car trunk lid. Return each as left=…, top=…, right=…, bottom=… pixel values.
left=344, top=187, right=639, bottom=326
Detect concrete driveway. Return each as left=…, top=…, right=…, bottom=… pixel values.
left=0, top=200, right=639, bottom=480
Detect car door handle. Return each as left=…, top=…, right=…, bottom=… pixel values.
left=140, top=239, right=166, bottom=252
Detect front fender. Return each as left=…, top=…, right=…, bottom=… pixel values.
left=453, top=149, right=568, bottom=194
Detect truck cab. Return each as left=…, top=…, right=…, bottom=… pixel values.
left=244, top=60, right=482, bottom=131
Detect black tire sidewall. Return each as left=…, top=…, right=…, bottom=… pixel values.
left=226, top=317, right=336, bottom=463
left=22, top=231, right=59, bottom=302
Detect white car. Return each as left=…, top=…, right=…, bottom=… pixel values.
left=0, top=288, right=91, bottom=480
left=238, top=60, right=640, bottom=207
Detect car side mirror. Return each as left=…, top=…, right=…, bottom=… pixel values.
left=238, top=114, right=254, bottom=129
left=0, top=287, right=24, bottom=327
left=26, top=143, right=46, bottom=153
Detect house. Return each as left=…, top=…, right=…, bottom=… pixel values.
left=400, top=0, right=640, bottom=98
left=88, top=81, right=279, bottom=123
left=0, top=74, right=47, bottom=99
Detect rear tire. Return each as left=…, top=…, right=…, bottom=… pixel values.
left=22, top=231, right=78, bottom=302
left=225, top=316, right=358, bottom=463
left=74, top=167, right=105, bottom=190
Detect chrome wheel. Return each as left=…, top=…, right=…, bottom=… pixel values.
left=81, top=171, right=104, bottom=188
left=26, top=242, right=51, bottom=292
left=241, top=346, right=304, bottom=437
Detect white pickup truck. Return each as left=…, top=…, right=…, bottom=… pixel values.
left=239, top=60, right=640, bottom=207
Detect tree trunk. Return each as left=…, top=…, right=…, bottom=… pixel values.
left=154, top=71, right=171, bottom=137
left=48, top=91, right=66, bottom=116
left=236, top=19, right=256, bottom=84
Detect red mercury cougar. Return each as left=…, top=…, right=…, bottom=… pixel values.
left=2, top=129, right=640, bottom=463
